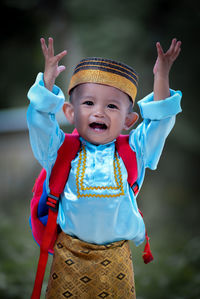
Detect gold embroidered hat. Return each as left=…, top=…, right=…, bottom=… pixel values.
left=68, top=57, right=138, bottom=103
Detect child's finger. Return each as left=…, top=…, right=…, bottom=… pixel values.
left=40, top=38, right=48, bottom=56
left=156, top=42, right=164, bottom=58
left=165, top=38, right=176, bottom=57
left=56, top=50, right=67, bottom=62
left=48, top=37, right=54, bottom=57
left=172, top=42, right=181, bottom=61
left=170, top=40, right=181, bottom=61
left=168, top=38, right=177, bottom=53
left=174, top=41, right=181, bottom=53
left=57, top=65, right=66, bottom=75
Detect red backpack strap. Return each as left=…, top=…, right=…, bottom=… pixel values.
left=31, top=133, right=80, bottom=299
left=115, top=135, right=138, bottom=191
left=49, top=133, right=80, bottom=195
left=115, top=135, right=153, bottom=265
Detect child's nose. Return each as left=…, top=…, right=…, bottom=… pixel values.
left=94, top=106, right=105, bottom=118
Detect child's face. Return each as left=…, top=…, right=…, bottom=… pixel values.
left=63, top=83, right=138, bottom=145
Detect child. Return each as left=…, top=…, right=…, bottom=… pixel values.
left=27, top=37, right=182, bottom=298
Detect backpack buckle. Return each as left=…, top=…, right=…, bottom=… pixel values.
left=132, top=182, right=139, bottom=195
left=46, top=194, right=59, bottom=212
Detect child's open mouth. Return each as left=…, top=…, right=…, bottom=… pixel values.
left=89, top=122, right=107, bottom=131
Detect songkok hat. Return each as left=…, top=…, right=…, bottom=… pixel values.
left=68, top=57, right=138, bottom=103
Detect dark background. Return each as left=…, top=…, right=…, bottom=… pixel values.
left=0, top=0, right=199, bottom=298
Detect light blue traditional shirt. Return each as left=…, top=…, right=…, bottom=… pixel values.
left=27, top=73, right=182, bottom=246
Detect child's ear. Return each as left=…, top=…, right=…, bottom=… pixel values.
left=123, top=112, right=139, bottom=130
left=63, top=102, right=75, bottom=124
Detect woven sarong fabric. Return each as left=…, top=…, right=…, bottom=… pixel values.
left=46, top=232, right=136, bottom=298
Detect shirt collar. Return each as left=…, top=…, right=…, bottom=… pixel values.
left=79, top=137, right=116, bottom=150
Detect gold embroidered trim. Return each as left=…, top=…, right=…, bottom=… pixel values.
left=76, top=145, right=124, bottom=198
left=68, top=70, right=137, bottom=103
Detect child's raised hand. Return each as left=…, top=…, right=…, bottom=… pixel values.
left=40, top=37, right=67, bottom=91
left=153, top=38, right=181, bottom=78
left=153, top=38, right=181, bottom=101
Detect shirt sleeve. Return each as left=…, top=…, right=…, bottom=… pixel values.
left=129, top=89, right=182, bottom=174
left=27, top=73, right=65, bottom=179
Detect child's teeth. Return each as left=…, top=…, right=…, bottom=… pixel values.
left=90, top=122, right=107, bottom=130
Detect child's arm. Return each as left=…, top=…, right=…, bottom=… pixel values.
left=40, top=37, right=67, bottom=91
left=129, top=39, right=182, bottom=174
left=153, top=38, right=181, bottom=101
left=27, top=38, right=67, bottom=180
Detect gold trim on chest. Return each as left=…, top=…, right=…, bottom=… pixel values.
left=76, top=144, right=125, bottom=198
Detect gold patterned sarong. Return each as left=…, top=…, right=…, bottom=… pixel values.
left=46, top=232, right=136, bottom=298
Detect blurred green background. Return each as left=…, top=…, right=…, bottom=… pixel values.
left=0, top=0, right=199, bottom=298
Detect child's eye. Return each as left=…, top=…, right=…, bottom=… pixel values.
left=107, top=103, right=118, bottom=109
left=83, top=100, right=94, bottom=106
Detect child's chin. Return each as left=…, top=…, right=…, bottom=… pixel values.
left=90, top=136, right=114, bottom=145
left=83, top=128, right=116, bottom=145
